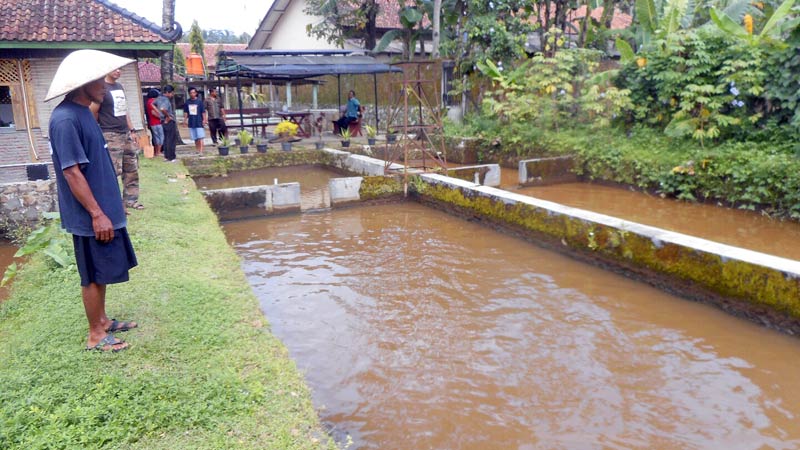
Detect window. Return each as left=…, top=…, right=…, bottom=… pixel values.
left=0, top=59, right=38, bottom=130
left=0, top=85, right=14, bottom=128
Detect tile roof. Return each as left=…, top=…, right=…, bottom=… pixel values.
left=138, top=61, right=184, bottom=83
left=0, top=0, right=179, bottom=44
left=533, top=5, right=632, bottom=31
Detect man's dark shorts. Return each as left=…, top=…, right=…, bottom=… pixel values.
left=73, top=228, right=138, bottom=287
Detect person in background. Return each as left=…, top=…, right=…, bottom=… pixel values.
left=183, top=87, right=206, bottom=154
left=45, top=49, right=139, bottom=353
left=336, top=90, right=361, bottom=135
left=155, top=85, right=177, bottom=162
left=89, top=67, right=143, bottom=212
left=145, top=89, right=163, bottom=158
left=204, top=87, right=227, bottom=145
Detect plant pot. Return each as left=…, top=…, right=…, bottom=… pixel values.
left=217, top=146, right=229, bottom=156
left=386, top=134, right=397, bottom=143
left=341, top=140, right=351, bottom=148
left=281, top=142, right=292, bottom=151
left=367, top=138, right=376, bottom=145
left=256, top=144, right=268, bottom=153
left=239, top=146, right=249, bottom=154
left=234, top=138, right=241, bottom=146
left=314, top=141, right=325, bottom=150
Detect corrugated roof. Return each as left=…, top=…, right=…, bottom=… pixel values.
left=0, top=0, right=181, bottom=44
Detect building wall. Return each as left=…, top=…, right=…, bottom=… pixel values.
left=0, top=57, right=144, bottom=183
left=264, top=0, right=358, bottom=50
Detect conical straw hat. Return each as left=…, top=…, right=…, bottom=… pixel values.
left=45, top=49, right=134, bottom=101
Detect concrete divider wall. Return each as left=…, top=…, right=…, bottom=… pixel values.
left=202, top=183, right=301, bottom=220
left=323, top=148, right=405, bottom=176
left=329, top=177, right=363, bottom=204
left=183, top=150, right=345, bottom=178
left=415, top=173, right=800, bottom=335
left=518, top=155, right=577, bottom=186
left=446, top=164, right=501, bottom=187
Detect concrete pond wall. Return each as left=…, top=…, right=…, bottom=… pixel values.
left=187, top=149, right=406, bottom=216
left=413, top=173, right=800, bottom=336
left=518, top=155, right=578, bottom=186
left=185, top=149, right=800, bottom=336
left=202, top=183, right=302, bottom=221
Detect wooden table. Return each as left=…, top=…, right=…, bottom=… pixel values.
left=276, top=111, right=311, bottom=138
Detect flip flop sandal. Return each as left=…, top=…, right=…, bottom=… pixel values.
left=106, top=319, right=138, bottom=333
left=85, top=333, right=128, bottom=353
left=127, top=202, right=145, bottom=210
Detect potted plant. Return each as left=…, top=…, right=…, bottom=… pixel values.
left=365, top=125, right=377, bottom=146
left=237, top=129, right=253, bottom=153
left=386, top=129, right=397, bottom=143
left=275, top=120, right=298, bottom=151
left=339, top=128, right=351, bottom=148
left=217, top=136, right=231, bottom=156
left=255, top=136, right=268, bottom=153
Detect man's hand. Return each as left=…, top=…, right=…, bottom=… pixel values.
left=91, top=212, right=114, bottom=243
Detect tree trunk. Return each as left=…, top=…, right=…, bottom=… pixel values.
left=577, top=0, right=592, bottom=48
left=364, top=0, right=378, bottom=50
left=432, top=0, right=442, bottom=59
left=161, top=0, right=176, bottom=84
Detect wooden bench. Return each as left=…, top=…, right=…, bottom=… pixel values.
left=225, top=108, right=275, bottom=136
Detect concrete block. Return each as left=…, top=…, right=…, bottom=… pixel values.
left=329, top=177, right=363, bottom=204
left=518, top=155, right=577, bottom=186
left=446, top=164, right=501, bottom=187
left=267, top=182, right=301, bottom=212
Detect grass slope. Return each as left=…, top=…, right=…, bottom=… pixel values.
left=0, top=158, right=335, bottom=449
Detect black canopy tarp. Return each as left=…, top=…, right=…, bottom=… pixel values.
left=215, top=50, right=401, bottom=132
left=216, top=50, right=401, bottom=81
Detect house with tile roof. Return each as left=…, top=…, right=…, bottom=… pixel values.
left=249, top=0, right=631, bottom=56
left=0, top=0, right=181, bottom=183
left=248, top=0, right=422, bottom=54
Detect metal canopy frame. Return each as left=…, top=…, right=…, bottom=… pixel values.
left=215, top=50, right=403, bottom=128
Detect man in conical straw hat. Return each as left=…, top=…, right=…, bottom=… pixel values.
left=46, top=49, right=140, bottom=352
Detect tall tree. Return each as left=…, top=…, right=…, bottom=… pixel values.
left=432, top=0, right=442, bottom=58
left=188, top=20, right=206, bottom=75
left=304, top=0, right=380, bottom=49
left=161, top=0, right=176, bottom=83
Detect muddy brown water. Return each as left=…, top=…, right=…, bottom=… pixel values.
left=195, top=165, right=345, bottom=210
left=223, top=203, right=800, bottom=450
left=0, top=242, right=17, bottom=301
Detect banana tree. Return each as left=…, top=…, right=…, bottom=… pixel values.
left=374, top=5, right=427, bottom=59
left=710, top=0, right=797, bottom=45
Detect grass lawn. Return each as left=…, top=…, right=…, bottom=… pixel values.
left=0, top=157, right=335, bottom=449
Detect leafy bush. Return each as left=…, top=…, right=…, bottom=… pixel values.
left=1, top=212, right=73, bottom=287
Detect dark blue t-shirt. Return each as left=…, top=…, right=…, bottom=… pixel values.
left=49, top=100, right=127, bottom=236
left=183, top=97, right=204, bottom=128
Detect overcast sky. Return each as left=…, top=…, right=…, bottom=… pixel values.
left=111, top=0, right=273, bottom=36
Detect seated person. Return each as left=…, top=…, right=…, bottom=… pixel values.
left=335, top=90, right=361, bottom=134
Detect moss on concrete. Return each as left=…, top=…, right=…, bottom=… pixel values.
left=358, top=176, right=404, bottom=201
left=183, top=150, right=338, bottom=178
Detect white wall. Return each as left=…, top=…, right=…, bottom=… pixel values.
left=265, top=0, right=360, bottom=50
